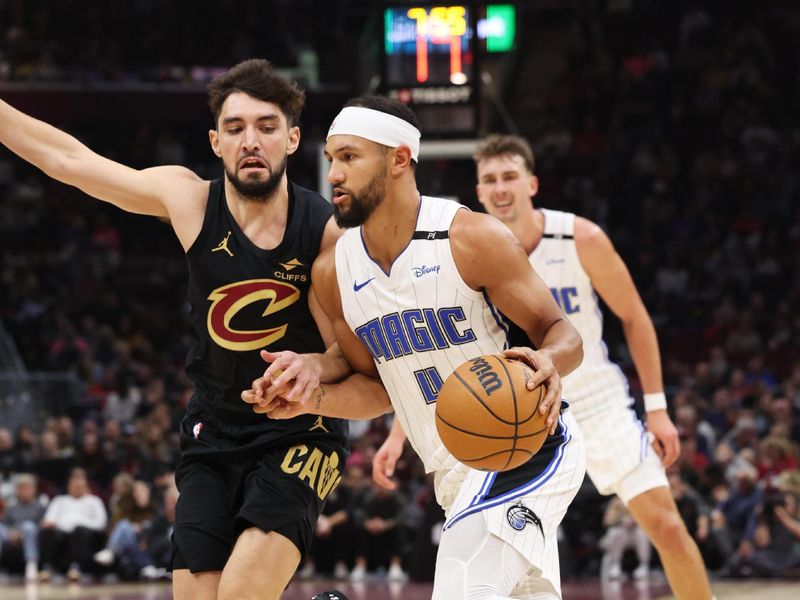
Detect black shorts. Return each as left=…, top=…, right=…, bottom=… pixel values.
left=171, top=418, right=347, bottom=573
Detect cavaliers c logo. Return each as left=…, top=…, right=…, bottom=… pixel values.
left=207, top=279, right=300, bottom=351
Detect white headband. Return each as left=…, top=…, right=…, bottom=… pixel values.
left=327, top=106, right=421, bottom=161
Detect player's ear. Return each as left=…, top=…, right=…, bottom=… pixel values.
left=391, top=145, right=412, bottom=174
left=209, top=129, right=222, bottom=158
left=475, top=184, right=485, bottom=206
left=287, top=125, right=301, bottom=155
left=529, top=175, right=539, bottom=198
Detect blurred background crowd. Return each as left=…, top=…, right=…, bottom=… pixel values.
left=0, top=0, right=798, bottom=586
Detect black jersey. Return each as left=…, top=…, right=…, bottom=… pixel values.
left=183, top=179, right=347, bottom=443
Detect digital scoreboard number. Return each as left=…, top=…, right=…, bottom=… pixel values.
left=384, top=5, right=477, bottom=135
left=384, top=5, right=474, bottom=87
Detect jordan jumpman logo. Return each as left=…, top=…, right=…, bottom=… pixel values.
left=212, top=231, right=234, bottom=257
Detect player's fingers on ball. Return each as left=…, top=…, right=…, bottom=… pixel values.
left=540, top=380, right=559, bottom=415
left=504, top=346, right=536, bottom=367
left=547, top=399, right=562, bottom=434
left=526, top=367, right=551, bottom=390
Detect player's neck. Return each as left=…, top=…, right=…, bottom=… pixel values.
left=361, top=185, right=421, bottom=273
left=506, top=206, right=544, bottom=256
left=224, top=177, right=290, bottom=250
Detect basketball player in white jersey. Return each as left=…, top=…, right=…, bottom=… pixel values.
left=243, top=98, right=587, bottom=600
left=372, top=134, right=715, bottom=599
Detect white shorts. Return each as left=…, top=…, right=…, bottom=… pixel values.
left=579, top=403, right=668, bottom=502
left=436, top=411, right=586, bottom=597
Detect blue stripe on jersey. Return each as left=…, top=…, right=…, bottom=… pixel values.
left=625, top=409, right=648, bottom=461
left=443, top=414, right=572, bottom=530
left=481, top=290, right=510, bottom=349
left=636, top=414, right=649, bottom=461
left=469, top=471, right=498, bottom=509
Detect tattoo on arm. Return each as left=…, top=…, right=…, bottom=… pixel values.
left=315, top=385, right=326, bottom=412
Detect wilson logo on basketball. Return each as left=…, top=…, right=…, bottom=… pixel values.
left=468, top=356, right=503, bottom=396
left=207, top=279, right=300, bottom=351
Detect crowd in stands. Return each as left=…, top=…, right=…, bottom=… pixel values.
left=1, top=0, right=799, bottom=586
left=0, top=0, right=345, bottom=86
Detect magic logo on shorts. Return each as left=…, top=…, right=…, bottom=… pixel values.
left=280, top=444, right=343, bottom=500
left=506, top=503, right=544, bottom=537
left=207, top=279, right=301, bottom=351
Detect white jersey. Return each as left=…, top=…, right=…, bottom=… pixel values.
left=530, top=209, right=630, bottom=420
left=335, top=196, right=509, bottom=473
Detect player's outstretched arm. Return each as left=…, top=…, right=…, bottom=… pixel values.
left=574, top=217, right=679, bottom=466
left=450, top=210, right=583, bottom=433
left=0, top=99, right=205, bottom=226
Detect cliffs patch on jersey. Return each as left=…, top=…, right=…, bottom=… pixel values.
left=207, top=278, right=300, bottom=351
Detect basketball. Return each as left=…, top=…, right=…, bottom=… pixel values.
left=435, top=354, right=548, bottom=472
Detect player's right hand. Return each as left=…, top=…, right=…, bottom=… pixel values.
left=503, top=346, right=563, bottom=435
left=372, top=435, right=404, bottom=490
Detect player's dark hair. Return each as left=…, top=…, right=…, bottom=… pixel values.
left=474, top=134, right=536, bottom=174
left=207, top=58, right=305, bottom=127
left=343, top=95, right=421, bottom=165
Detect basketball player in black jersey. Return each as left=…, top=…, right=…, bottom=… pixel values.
left=0, top=60, right=390, bottom=599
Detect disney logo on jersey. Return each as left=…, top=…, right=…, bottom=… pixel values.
left=411, top=264, right=440, bottom=278
left=506, top=503, right=544, bottom=537
left=207, top=279, right=300, bottom=351
left=355, top=307, right=476, bottom=362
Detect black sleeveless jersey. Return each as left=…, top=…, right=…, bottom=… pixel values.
left=183, top=179, right=347, bottom=443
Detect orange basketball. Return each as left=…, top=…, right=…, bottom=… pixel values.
left=435, top=354, right=548, bottom=471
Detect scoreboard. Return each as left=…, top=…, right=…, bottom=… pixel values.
left=383, top=4, right=516, bottom=136
left=385, top=6, right=473, bottom=88
left=384, top=5, right=476, bottom=135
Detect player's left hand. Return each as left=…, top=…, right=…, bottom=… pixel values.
left=503, top=346, right=562, bottom=435
left=646, top=409, right=680, bottom=467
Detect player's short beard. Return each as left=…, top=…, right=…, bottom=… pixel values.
left=225, top=154, right=287, bottom=202
left=333, top=169, right=387, bottom=228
